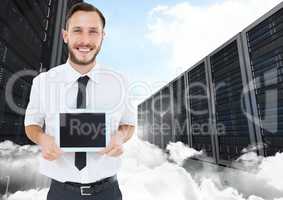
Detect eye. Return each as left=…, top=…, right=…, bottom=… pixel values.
left=89, top=28, right=101, bottom=33
left=90, top=30, right=99, bottom=34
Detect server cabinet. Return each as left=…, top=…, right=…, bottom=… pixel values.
left=137, top=104, right=143, bottom=139
left=141, top=102, right=148, bottom=141
left=208, top=35, right=256, bottom=164
left=0, top=0, right=41, bottom=69
left=186, top=60, right=216, bottom=162
left=153, top=91, right=162, bottom=148
left=160, top=85, right=174, bottom=149
left=172, top=74, right=189, bottom=144
left=146, top=98, right=155, bottom=144
left=138, top=102, right=148, bottom=141
left=144, top=99, right=150, bottom=143
left=242, top=2, right=283, bottom=156
left=0, top=0, right=45, bottom=144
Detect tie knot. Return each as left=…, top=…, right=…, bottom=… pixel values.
left=77, top=76, right=89, bottom=86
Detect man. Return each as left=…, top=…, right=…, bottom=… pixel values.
left=24, top=2, right=136, bottom=200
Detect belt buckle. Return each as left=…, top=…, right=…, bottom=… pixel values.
left=80, top=185, right=92, bottom=196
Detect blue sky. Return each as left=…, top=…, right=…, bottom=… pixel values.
left=85, top=0, right=282, bottom=104
left=86, top=0, right=224, bottom=81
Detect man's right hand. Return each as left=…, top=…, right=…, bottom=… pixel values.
left=38, top=134, right=63, bottom=161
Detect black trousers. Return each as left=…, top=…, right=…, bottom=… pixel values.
left=47, top=178, right=123, bottom=200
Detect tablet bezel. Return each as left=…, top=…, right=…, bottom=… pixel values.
left=59, top=110, right=110, bottom=152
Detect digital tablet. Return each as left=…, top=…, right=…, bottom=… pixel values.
left=59, top=112, right=109, bottom=152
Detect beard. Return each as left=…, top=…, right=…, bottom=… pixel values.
left=68, top=42, right=102, bottom=66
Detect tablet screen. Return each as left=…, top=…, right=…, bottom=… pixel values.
left=59, top=112, right=106, bottom=151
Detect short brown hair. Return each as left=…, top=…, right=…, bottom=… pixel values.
left=65, top=2, right=106, bottom=29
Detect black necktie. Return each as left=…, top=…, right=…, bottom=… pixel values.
left=75, top=75, right=89, bottom=170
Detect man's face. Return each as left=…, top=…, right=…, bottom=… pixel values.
left=63, top=11, right=104, bottom=66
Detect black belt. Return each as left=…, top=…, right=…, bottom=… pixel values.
left=51, top=175, right=117, bottom=196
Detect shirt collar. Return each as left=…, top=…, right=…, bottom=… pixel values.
left=64, top=60, right=100, bottom=84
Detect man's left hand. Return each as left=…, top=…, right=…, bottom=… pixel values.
left=98, top=131, right=124, bottom=157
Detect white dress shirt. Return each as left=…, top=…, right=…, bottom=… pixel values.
left=24, top=61, right=136, bottom=183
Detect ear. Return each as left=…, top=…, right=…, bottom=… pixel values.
left=62, top=29, right=68, bottom=44
left=102, top=30, right=106, bottom=38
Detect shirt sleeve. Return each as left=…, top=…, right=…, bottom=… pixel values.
left=119, top=78, right=137, bottom=126
left=24, top=75, right=45, bottom=128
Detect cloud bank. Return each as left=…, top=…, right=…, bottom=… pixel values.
left=1, top=137, right=283, bottom=200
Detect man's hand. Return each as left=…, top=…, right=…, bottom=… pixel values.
left=38, top=134, right=63, bottom=161
left=98, top=131, right=124, bottom=157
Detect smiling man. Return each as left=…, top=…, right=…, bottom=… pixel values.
left=24, top=2, right=136, bottom=200
left=65, top=6, right=103, bottom=69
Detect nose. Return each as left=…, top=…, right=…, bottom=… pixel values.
left=80, top=31, right=91, bottom=45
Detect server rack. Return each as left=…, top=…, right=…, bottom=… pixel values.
left=207, top=35, right=257, bottom=165
left=169, top=83, right=177, bottom=143
left=171, top=74, right=189, bottom=145
left=0, top=0, right=57, bottom=144
left=138, top=102, right=146, bottom=141
left=186, top=59, right=216, bottom=163
left=242, top=2, right=283, bottom=156
left=137, top=2, right=283, bottom=166
left=153, top=91, right=162, bottom=148
left=142, top=102, right=148, bottom=141
left=146, top=98, right=155, bottom=144
left=137, top=104, right=143, bottom=139
left=160, top=84, right=174, bottom=149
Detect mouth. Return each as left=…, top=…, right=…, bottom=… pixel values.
left=76, top=47, right=94, bottom=55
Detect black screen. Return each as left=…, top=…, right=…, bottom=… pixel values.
left=60, top=113, right=106, bottom=148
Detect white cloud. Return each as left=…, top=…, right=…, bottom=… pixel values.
left=0, top=141, right=49, bottom=196
left=2, top=139, right=283, bottom=200
left=4, top=188, right=48, bottom=200
left=147, top=0, right=282, bottom=71
left=166, top=141, right=202, bottom=165
left=256, top=152, right=283, bottom=191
